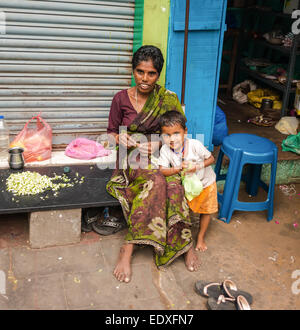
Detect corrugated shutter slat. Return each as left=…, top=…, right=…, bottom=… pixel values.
left=0, top=0, right=134, bottom=144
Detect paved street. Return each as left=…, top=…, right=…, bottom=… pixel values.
left=0, top=184, right=300, bottom=310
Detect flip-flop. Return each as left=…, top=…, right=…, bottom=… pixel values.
left=195, top=279, right=253, bottom=304
left=81, top=217, right=93, bottom=232
left=92, top=216, right=126, bottom=236
left=207, top=294, right=251, bottom=310
left=81, top=208, right=101, bottom=232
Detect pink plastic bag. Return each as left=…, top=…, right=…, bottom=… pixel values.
left=65, top=138, right=111, bottom=160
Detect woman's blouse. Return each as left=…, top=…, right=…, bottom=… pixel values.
left=107, top=89, right=137, bottom=135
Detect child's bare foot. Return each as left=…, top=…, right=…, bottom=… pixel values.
left=184, top=246, right=201, bottom=272
left=196, top=214, right=210, bottom=252
left=195, top=239, right=207, bottom=252
left=113, top=243, right=133, bottom=283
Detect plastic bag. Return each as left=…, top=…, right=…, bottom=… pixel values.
left=282, top=132, right=300, bottom=155
left=275, top=117, right=299, bottom=135
left=247, top=89, right=282, bottom=110
left=182, top=173, right=203, bottom=201
left=65, top=138, right=111, bottom=160
left=10, top=113, right=52, bottom=162
left=232, top=80, right=257, bottom=104
left=213, top=106, right=228, bottom=146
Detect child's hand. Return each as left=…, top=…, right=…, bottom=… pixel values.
left=182, top=161, right=197, bottom=173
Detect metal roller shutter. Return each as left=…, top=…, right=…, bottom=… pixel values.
left=0, top=0, right=135, bottom=146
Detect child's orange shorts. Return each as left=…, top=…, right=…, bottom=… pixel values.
left=187, top=182, right=218, bottom=214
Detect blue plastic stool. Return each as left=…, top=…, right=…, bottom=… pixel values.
left=215, top=133, right=278, bottom=223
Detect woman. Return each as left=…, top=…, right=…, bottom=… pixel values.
left=106, top=45, right=200, bottom=283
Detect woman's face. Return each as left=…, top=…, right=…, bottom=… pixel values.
left=133, top=60, right=160, bottom=95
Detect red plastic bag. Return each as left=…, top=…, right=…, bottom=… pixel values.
left=65, top=138, right=111, bottom=160
left=10, top=113, right=52, bottom=162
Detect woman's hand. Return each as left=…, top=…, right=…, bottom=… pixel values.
left=138, top=141, right=160, bottom=156
left=117, top=133, right=137, bottom=148
left=116, top=135, right=160, bottom=155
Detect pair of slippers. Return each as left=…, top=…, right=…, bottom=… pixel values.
left=81, top=207, right=126, bottom=235
left=195, top=279, right=253, bottom=310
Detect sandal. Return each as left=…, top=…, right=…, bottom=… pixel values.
left=81, top=218, right=93, bottom=232
left=207, top=294, right=251, bottom=310
left=195, top=279, right=253, bottom=304
left=92, top=216, right=126, bottom=236
left=81, top=207, right=102, bottom=232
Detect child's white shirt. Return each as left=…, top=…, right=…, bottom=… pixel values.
left=158, top=138, right=216, bottom=188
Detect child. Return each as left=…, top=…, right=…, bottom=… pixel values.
left=158, top=110, right=218, bottom=252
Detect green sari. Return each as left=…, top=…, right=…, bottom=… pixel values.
left=106, top=85, right=193, bottom=268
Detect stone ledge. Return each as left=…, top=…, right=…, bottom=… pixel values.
left=0, top=150, right=116, bottom=169
left=29, top=208, right=82, bottom=249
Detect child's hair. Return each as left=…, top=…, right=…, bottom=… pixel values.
left=159, top=110, right=187, bottom=130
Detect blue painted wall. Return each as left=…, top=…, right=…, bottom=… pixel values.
left=166, top=0, right=227, bottom=150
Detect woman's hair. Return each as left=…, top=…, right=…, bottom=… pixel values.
left=159, top=110, right=187, bottom=130
left=132, top=45, right=164, bottom=75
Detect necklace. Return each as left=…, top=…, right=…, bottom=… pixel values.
left=135, top=87, right=138, bottom=111
left=171, top=139, right=186, bottom=157
left=171, top=146, right=184, bottom=155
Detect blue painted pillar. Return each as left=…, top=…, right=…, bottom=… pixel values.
left=166, top=0, right=227, bottom=150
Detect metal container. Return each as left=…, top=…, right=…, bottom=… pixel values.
left=260, top=98, right=274, bottom=113
left=8, top=147, right=25, bottom=170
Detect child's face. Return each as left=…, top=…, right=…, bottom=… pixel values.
left=161, top=123, right=187, bottom=152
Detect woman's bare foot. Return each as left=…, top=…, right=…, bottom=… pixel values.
left=113, top=243, right=134, bottom=283
left=195, top=238, right=207, bottom=252
left=184, top=246, right=201, bottom=272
